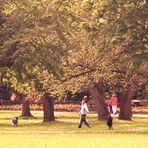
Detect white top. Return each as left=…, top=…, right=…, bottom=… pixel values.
left=80, top=103, right=89, bottom=115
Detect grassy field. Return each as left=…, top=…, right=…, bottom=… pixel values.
left=0, top=111, right=148, bottom=148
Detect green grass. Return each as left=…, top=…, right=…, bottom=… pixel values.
left=0, top=111, right=148, bottom=148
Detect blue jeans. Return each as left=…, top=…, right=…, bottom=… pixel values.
left=78, top=115, right=90, bottom=128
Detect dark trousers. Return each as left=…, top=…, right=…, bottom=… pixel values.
left=78, top=115, right=90, bottom=128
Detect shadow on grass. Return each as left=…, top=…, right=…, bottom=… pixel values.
left=1, top=120, right=148, bottom=135
left=56, top=115, right=96, bottom=120
left=0, top=118, right=78, bottom=127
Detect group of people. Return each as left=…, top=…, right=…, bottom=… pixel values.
left=11, top=94, right=117, bottom=129
left=78, top=94, right=118, bottom=129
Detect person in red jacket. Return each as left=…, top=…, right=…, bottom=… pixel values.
left=110, top=93, right=118, bottom=114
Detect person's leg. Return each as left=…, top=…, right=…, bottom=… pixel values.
left=78, top=115, right=84, bottom=128
left=115, top=105, right=117, bottom=114
left=112, top=106, right=117, bottom=114
left=112, top=106, right=115, bottom=114
left=83, top=115, right=91, bottom=128
left=109, top=125, right=113, bottom=129
left=110, top=105, right=112, bottom=113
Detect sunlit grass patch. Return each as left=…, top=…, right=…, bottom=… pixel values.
left=0, top=111, right=148, bottom=148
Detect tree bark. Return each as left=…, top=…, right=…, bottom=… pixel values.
left=118, top=86, right=133, bottom=120
left=0, top=99, right=2, bottom=105
left=43, top=93, right=55, bottom=122
left=88, top=86, right=109, bottom=120
left=21, top=98, right=32, bottom=117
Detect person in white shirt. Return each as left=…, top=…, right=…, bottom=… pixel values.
left=78, top=96, right=91, bottom=128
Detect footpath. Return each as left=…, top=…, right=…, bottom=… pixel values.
left=55, top=111, right=148, bottom=118
left=1, top=110, right=148, bottom=118
left=53, top=111, right=148, bottom=118
left=111, top=113, right=148, bottom=118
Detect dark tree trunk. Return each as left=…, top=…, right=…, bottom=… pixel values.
left=21, top=98, right=32, bottom=117
left=118, top=86, right=134, bottom=120
left=0, top=99, right=2, bottom=105
left=43, top=93, right=55, bottom=122
left=88, top=86, right=109, bottom=120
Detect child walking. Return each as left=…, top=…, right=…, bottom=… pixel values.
left=107, top=115, right=113, bottom=129
left=78, top=96, right=91, bottom=128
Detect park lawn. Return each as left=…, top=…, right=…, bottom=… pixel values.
left=0, top=111, right=148, bottom=148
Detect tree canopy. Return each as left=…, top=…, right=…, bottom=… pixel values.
left=0, top=0, right=147, bottom=100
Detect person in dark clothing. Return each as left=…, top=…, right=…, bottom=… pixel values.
left=12, top=117, right=18, bottom=127
left=107, top=115, right=113, bottom=129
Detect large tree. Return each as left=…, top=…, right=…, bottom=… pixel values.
left=59, top=0, right=148, bottom=120
left=106, top=40, right=147, bottom=120
left=0, top=0, right=147, bottom=122
left=0, top=0, right=82, bottom=121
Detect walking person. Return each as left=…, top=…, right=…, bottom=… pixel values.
left=110, top=93, right=118, bottom=115
left=78, top=96, right=91, bottom=128
left=107, top=114, right=113, bottom=129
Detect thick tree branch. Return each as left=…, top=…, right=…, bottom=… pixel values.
left=62, top=67, right=101, bottom=83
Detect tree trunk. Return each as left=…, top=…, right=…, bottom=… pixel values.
left=21, top=98, right=32, bottom=117
left=43, top=93, right=55, bottom=122
left=118, top=86, right=134, bottom=120
left=0, top=99, right=2, bottom=105
left=88, top=86, right=109, bottom=120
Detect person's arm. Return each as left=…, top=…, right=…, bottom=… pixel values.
left=84, top=103, right=89, bottom=112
